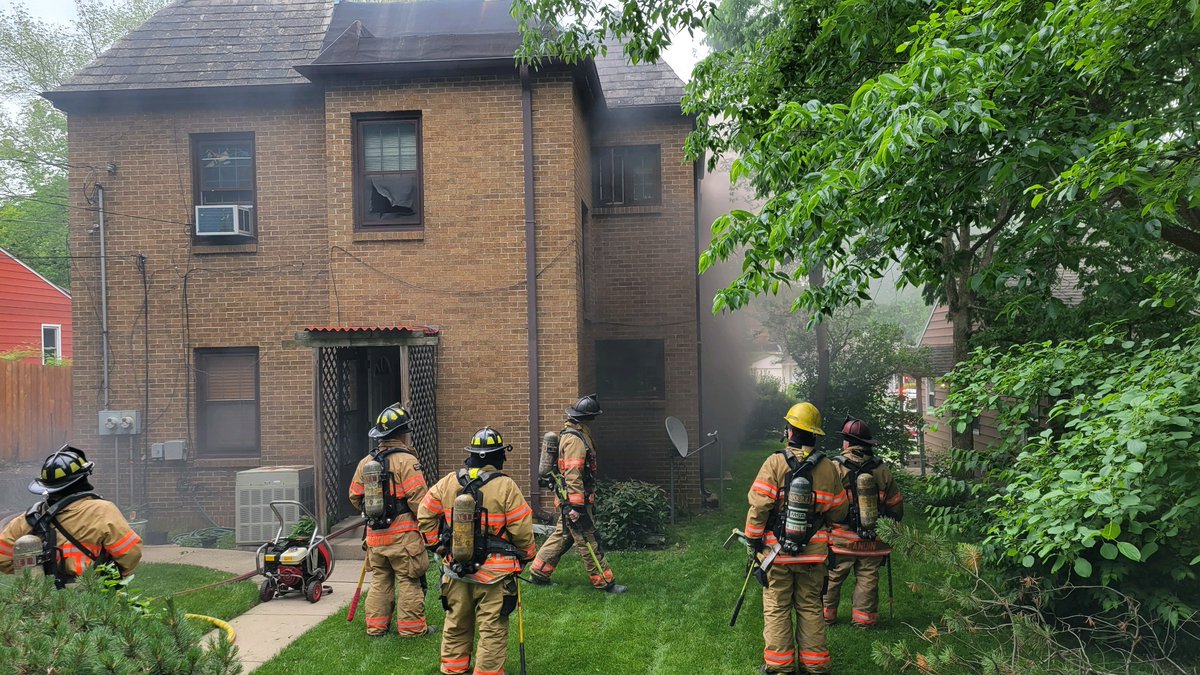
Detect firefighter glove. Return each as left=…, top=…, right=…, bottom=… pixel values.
left=746, top=537, right=765, bottom=554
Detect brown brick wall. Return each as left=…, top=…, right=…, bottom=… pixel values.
left=66, top=100, right=328, bottom=530
left=586, top=113, right=701, bottom=511
left=62, top=74, right=700, bottom=530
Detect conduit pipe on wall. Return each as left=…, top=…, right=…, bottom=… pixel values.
left=97, top=184, right=110, bottom=408
left=521, top=65, right=541, bottom=505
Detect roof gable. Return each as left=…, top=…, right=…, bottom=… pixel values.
left=0, top=248, right=70, bottom=300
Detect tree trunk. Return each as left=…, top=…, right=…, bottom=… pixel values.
left=809, top=264, right=831, bottom=411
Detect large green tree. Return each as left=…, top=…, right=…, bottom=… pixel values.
left=0, top=0, right=168, bottom=287
left=512, top=0, right=1200, bottom=455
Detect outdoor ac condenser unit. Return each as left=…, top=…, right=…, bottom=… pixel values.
left=234, top=465, right=315, bottom=545
left=195, top=205, right=252, bottom=236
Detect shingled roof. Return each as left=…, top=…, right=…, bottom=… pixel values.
left=48, top=0, right=687, bottom=111
left=56, top=0, right=333, bottom=92
left=594, top=45, right=686, bottom=109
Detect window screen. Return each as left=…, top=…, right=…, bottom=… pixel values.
left=595, top=339, right=666, bottom=400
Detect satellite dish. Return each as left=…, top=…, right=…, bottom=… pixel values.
left=665, top=416, right=689, bottom=458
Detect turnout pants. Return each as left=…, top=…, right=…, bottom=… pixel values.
left=823, top=554, right=883, bottom=626
left=530, top=508, right=613, bottom=588
left=365, top=538, right=430, bottom=636
left=762, top=563, right=831, bottom=674
left=439, top=575, right=515, bottom=675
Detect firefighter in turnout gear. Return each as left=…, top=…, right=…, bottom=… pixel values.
left=529, top=394, right=626, bottom=593
left=417, top=427, right=536, bottom=675
left=0, top=445, right=142, bottom=585
left=747, top=402, right=849, bottom=674
left=349, top=403, right=434, bottom=637
left=823, top=418, right=904, bottom=628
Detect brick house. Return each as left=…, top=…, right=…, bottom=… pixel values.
left=45, top=0, right=702, bottom=533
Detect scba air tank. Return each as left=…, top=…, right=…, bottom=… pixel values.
left=783, top=474, right=813, bottom=553
left=362, top=458, right=386, bottom=520
left=856, top=472, right=879, bottom=530
left=451, top=492, right=477, bottom=564
left=12, top=534, right=44, bottom=576
left=537, top=432, right=560, bottom=477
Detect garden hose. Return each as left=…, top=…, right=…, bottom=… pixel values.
left=184, top=613, right=236, bottom=644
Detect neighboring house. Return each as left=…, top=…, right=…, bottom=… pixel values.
left=750, top=349, right=798, bottom=387
left=913, top=270, right=1083, bottom=458
left=0, top=248, right=72, bottom=363
left=45, top=0, right=702, bottom=529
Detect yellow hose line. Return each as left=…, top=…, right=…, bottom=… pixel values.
left=184, top=613, right=236, bottom=644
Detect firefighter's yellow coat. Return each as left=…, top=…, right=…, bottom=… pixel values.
left=0, top=497, right=142, bottom=578
left=418, top=465, right=535, bottom=675
left=349, top=440, right=430, bottom=636
left=746, top=445, right=849, bottom=674
left=824, top=445, right=905, bottom=627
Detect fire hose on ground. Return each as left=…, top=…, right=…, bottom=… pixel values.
left=185, top=613, right=236, bottom=643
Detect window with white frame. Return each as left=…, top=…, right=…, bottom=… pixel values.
left=924, top=377, right=936, bottom=409
left=41, top=324, right=61, bottom=364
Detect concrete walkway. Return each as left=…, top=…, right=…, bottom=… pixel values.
left=142, top=544, right=364, bottom=672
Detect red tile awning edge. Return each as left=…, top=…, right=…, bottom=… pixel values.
left=303, top=325, right=440, bottom=336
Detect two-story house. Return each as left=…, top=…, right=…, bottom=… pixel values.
left=46, top=0, right=702, bottom=533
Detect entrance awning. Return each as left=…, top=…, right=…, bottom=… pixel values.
left=295, top=325, right=440, bottom=347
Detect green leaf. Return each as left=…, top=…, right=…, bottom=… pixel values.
left=1074, top=557, right=1092, bottom=577
left=1126, top=439, right=1147, bottom=455
left=1100, top=522, right=1121, bottom=540
left=1100, top=543, right=1118, bottom=560
left=1030, top=192, right=1044, bottom=208
left=1060, top=469, right=1082, bottom=481
left=1021, top=555, right=1035, bottom=568
left=1116, top=542, right=1141, bottom=561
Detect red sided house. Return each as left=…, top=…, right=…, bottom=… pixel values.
left=0, top=248, right=72, bottom=364
left=44, top=0, right=704, bottom=535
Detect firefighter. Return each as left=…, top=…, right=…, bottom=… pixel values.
left=349, top=403, right=434, bottom=637
left=418, top=427, right=535, bottom=675
left=529, top=394, right=626, bottom=593
left=747, top=402, right=849, bottom=675
left=0, top=445, right=142, bottom=585
left=823, top=418, right=904, bottom=628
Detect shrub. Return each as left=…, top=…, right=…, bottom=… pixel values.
left=744, top=377, right=791, bottom=440
left=0, top=568, right=239, bottom=674
left=592, top=479, right=669, bottom=550
left=934, top=325, right=1200, bottom=626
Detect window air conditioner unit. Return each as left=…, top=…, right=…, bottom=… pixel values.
left=195, top=205, right=252, bottom=236
left=235, top=465, right=315, bottom=545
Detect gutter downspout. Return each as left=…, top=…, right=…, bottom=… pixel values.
left=521, top=65, right=541, bottom=507
left=97, top=184, right=110, bottom=408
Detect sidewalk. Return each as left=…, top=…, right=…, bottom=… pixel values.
left=142, top=545, right=364, bottom=672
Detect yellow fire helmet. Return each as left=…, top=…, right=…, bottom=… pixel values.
left=784, top=402, right=824, bottom=435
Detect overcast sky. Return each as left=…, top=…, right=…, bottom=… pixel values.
left=2, top=0, right=709, bottom=80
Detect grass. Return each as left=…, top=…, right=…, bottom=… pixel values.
left=257, top=446, right=966, bottom=675
left=132, top=562, right=259, bottom=621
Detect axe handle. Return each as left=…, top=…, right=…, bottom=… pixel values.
left=346, top=555, right=370, bottom=622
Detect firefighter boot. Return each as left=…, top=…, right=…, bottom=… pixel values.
left=601, top=582, right=628, bottom=594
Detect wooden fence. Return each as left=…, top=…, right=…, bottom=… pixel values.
left=0, top=360, right=72, bottom=462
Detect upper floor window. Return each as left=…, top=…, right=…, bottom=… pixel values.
left=41, top=324, right=61, bottom=364
left=192, top=133, right=256, bottom=240
left=924, top=377, right=936, bottom=410
left=594, top=145, right=661, bottom=207
left=355, top=115, right=423, bottom=229
left=195, top=347, right=260, bottom=457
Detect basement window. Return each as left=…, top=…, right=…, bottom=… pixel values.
left=594, top=145, right=661, bottom=207
left=195, top=347, right=260, bottom=457
left=596, top=339, right=666, bottom=400
left=355, top=115, right=423, bottom=229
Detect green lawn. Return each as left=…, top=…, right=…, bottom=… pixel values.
left=133, top=562, right=260, bottom=621
left=257, top=447, right=963, bottom=675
